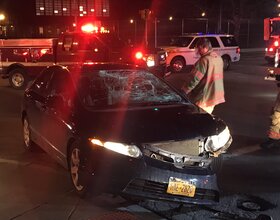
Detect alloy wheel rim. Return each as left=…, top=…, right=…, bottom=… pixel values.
left=12, top=73, right=24, bottom=87
left=23, top=119, right=30, bottom=147
left=70, top=148, right=84, bottom=191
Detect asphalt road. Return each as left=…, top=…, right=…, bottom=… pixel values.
left=1, top=52, right=280, bottom=220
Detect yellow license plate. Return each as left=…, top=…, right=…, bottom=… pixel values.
left=167, top=177, right=196, bottom=197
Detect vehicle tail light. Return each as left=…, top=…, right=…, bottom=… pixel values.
left=274, top=40, right=279, bottom=47
left=269, top=47, right=274, bottom=52
left=135, top=51, right=143, bottom=60
left=236, top=47, right=240, bottom=54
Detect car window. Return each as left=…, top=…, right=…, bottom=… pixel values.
left=47, top=69, right=75, bottom=108
left=63, top=35, right=74, bottom=51
left=30, top=68, right=53, bottom=96
left=207, top=37, right=220, bottom=48
left=189, top=37, right=220, bottom=49
left=77, top=69, right=185, bottom=108
left=220, top=36, right=238, bottom=47
left=169, top=37, right=193, bottom=47
left=95, top=33, right=126, bottom=50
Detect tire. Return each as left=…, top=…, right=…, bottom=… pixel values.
left=22, top=116, right=35, bottom=151
left=222, top=56, right=231, bottom=71
left=170, top=57, right=186, bottom=73
left=9, top=68, right=28, bottom=90
left=68, top=141, right=91, bottom=197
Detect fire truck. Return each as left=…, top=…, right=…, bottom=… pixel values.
left=264, top=17, right=280, bottom=80
left=264, top=17, right=280, bottom=63
left=0, top=23, right=167, bottom=89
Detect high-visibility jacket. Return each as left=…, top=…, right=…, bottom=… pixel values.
left=182, top=50, right=225, bottom=108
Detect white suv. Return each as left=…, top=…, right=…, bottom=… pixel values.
left=161, top=34, right=240, bottom=73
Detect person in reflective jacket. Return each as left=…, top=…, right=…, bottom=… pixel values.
left=261, top=83, right=280, bottom=148
left=181, top=37, right=225, bottom=114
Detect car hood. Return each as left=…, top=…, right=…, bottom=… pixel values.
left=76, top=104, right=226, bottom=144
left=160, top=46, right=181, bottom=52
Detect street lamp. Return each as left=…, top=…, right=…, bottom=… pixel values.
left=201, top=12, right=206, bottom=17
left=0, top=14, right=5, bottom=21
left=169, top=16, right=173, bottom=21
left=130, top=19, right=134, bottom=24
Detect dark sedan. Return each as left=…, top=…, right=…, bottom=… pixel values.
left=21, top=63, right=231, bottom=205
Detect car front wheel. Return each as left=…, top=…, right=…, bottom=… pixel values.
left=68, top=141, right=91, bottom=197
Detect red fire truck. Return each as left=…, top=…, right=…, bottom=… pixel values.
left=264, top=17, right=280, bottom=63
left=0, top=24, right=167, bottom=89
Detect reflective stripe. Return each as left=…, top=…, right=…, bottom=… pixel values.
left=196, top=91, right=225, bottom=107
left=268, top=131, right=280, bottom=139
left=195, top=70, right=204, bottom=80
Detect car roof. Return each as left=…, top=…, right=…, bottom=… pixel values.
left=177, top=33, right=234, bottom=38
left=47, top=63, right=146, bottom=77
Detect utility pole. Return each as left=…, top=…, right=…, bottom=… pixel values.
left=217, top=0, right=222, bottom=33
left=140, top=9, right=151, bottom=47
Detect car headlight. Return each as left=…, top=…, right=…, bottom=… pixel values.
left=89, top=138, right=141, bottom=158
left=143, top=55, right=155, bottom=67
left=204, top=126, right=231, bottom=152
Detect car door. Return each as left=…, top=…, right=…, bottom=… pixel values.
left=43, top=68, right=76, bottom=166
left=25, top=68, right=54, bottom=148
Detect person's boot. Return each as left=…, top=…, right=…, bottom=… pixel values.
left=260, top=138, right=280, bottom=149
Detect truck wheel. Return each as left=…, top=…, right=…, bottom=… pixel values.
left=222, top=56, right=231, bottom=71
left=170, top=57, right=186, bottom=73
left=9, top=68, right=28, bottom=90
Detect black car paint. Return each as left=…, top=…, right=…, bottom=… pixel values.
left=22, top=64, right=228, bottom=205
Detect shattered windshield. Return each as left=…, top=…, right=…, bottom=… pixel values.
left=77, top=69, right=185, bottom=108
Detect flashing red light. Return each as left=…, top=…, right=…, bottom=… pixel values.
left=274, top=40, right=279, bottom=47
left=81, top=23, right=98, bottom=33
left=83, top=61, right=95, bottom=65
left=135, top=51, right=143, bottom=59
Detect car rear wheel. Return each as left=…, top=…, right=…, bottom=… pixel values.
left=9, top=68, right=28, bottom=90
left=222, top=56, right=231, bottom=71
left=170, top=57, right=186, bottom=73
left=68, top=141, right=91, bottom=197
left=22, top=116, right=35, bottom=151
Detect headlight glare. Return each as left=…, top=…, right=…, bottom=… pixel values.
left=90, top=138, right=141, bottom=158
left=205, top=126, right=231, bottom=152
left=143, top=55, right=155, bottom=67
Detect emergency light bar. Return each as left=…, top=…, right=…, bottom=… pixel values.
left=81, top=23, right=110, bottom=33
